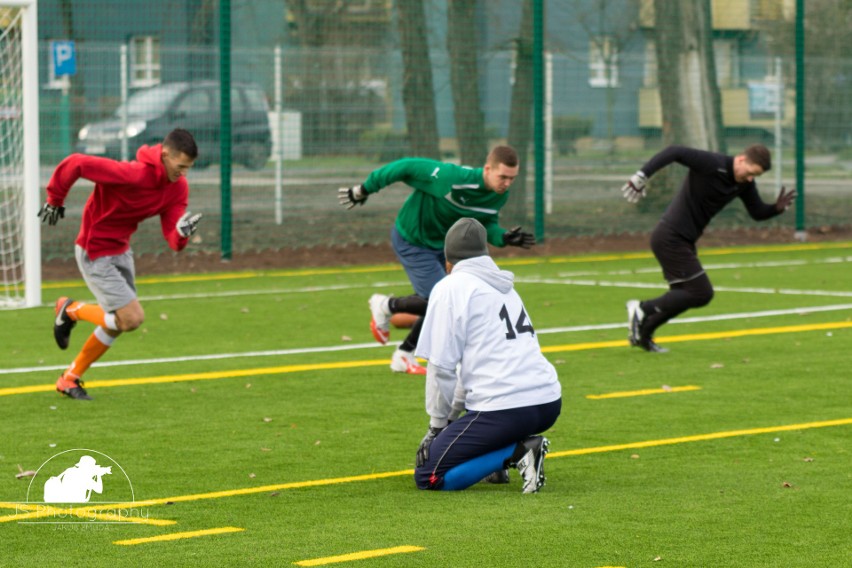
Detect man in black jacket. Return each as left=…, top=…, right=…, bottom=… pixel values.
left=621, top=144, right=797, bottom=352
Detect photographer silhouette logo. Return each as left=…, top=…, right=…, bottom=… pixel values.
left=15, top=448, right=145, bottom=525
left=43, top=454, right=113, bottom=503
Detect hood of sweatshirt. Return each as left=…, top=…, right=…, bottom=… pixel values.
left=136, top=143, right=169, bottom=185
left=451, top=255, right=514, bottom=294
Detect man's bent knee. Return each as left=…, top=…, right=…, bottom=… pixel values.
left=115, top=303, right=145, bottom=331
left=685, top=282, right=714, bottom=308
left=116, top=314, right=144, bottom=331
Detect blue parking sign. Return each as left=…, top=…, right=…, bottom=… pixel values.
left=51, top=40, right=77, bottom=77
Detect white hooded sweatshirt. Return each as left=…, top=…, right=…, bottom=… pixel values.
left=416, top=255, right=561, bottom=424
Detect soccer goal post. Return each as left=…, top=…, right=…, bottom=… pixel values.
left=0, top=0, right=40, bottom=308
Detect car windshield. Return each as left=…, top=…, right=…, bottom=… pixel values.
left=114, top=84, right=186, bottom=119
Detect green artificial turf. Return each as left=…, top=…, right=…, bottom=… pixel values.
left=1, top=242, right=850, bottom=567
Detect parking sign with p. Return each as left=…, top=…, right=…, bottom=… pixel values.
left=51, top=40, right=76, bottom=77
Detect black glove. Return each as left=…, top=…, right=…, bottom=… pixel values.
left=502, top=226, right=536, bottom=249
left=337, top=185, right=368, bottom=209
left=774, top=186, right=797, bottom=212
left=415, top=426, right=444, bottom=468
left=37, top=202, right=65, bottom=225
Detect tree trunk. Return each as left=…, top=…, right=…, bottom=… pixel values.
left=447, top=0, right=487, bottom=166
left=648, top=0, right=725, bottom=206
left=653, top=0, right=725, bottom=152
left=504, top=0, right=535, bottom=226
left=396, top=0, right=440, bottom=159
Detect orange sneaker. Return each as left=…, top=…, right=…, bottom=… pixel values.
left=56, top=373, right=92, bottom=400
left=53, top=297, right=76, bottom=350
left=390, top=348, right=426, bottom=375
left=369, top=294, right=391, bottom=345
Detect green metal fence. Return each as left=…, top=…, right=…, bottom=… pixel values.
left=36, top=0, right=852, bottom=262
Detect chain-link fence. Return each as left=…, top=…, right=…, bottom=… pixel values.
left=35, top=0, right=852, bottom=261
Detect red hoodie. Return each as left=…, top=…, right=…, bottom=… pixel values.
left=46, top=144, right=190, bottom=260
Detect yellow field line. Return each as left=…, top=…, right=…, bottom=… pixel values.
left=0, top=359, right=390, bottom=397
left=0, top=417, right=841, bottom=521
left=539, top=320, right=852, bottom=354
left=42, top=265, right=404, bottom=289
left=645, top=320, right=852, bottom=344
left=40, top=241, right=852, bottom=288
left=60, top=470, right=413, bottom=515
left=113, top=526, right=244, bottom=546
left=294, top=545, right=425, bottom=566
left=547, top=417, right=852, bottom=459
left=586, top=385, right=702, bottom=399
left=544, top=242, right=852, bottom=265
left=3, top=321, right=849, bottom=398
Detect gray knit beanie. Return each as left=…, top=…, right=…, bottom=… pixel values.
left=445, top=218, right=489, bottom=264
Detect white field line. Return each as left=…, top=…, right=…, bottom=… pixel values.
left=3, top=303, right=851, bottom=376
left=555, top=256, right=852, bottom=278
left=537, top=303, right=852, bottom=334
left=519, top=277, right=852, bottom=298
left=0, top=341, right=400, bottom=375
left=137, top=281, right=411, bottom=302
left=57, top=281, right=412, bottom=305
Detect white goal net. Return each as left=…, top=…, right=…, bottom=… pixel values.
left=0, top=1, right=39, bottom=308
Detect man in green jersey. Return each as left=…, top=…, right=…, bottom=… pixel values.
left=338, top=145, right=535, bottom=374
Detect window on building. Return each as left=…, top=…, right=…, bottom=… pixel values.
left=130, top=35, right=161, bottom=88
left=589, top=36, right=618, bottom=88
left=713, top=39, right=739, bottom=88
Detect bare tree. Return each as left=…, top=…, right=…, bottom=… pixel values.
left=653, top=0, right=725, bottom=152
left=504, top=0, right=535, bottom=225
left=447, top=0, right=487, bottom=165
left=645, top=0, right=724, bottom=206
left=396, top=0, right=440, bottom=158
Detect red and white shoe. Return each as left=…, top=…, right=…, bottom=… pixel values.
left=390, top=348, right=426, bottom=375
left=369, top=294, right=391, bottom=345
left=56, top=373, right=92, bottom=400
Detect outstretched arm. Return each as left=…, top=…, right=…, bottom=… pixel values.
left=622, top=146, right=722, bottom=203
left=740, top=185, right=797, bottom=221
left=45, top=154, right=152, bottom=207
left=640, top=145, right=722, bottom=178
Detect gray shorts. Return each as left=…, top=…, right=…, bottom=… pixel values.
left=75, top=245, right=137, bottom=312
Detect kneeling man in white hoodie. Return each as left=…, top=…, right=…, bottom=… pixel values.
left=414, top=217, right=562, bottom=493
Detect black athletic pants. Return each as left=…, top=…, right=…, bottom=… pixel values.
left=640, top=222, right=715, bottom=338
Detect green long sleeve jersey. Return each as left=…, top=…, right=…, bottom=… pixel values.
left=362, top=157, right=508, bottom=250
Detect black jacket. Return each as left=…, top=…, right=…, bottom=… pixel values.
left=641, top=145, right=780, bottom=242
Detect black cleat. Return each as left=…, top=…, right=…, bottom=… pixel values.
left=515, top=436, right=549, bottom=494
left=627, top=300, right=669, bottom=353
left=637, top=338, right=669, bottom=353
left=482, top=468, right=511, bottom=484
left=53, top=297, right=76, bottom=350
left=56, top=375, right=92, bottom=400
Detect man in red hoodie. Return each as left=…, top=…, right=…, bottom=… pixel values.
left=38, top=128, right=202, bottom=400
